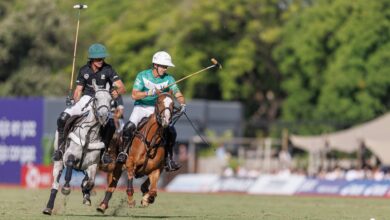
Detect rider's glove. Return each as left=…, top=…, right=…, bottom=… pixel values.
left=147, top=88, right=157, bottom=96
left=66, top=96, right=74, bottom=107
left=179, top=104, right=186, bottom=114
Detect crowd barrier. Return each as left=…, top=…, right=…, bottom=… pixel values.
left=166, top=174, right=390, bottom=197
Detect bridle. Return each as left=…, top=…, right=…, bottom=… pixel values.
left=154, top=93, right=174, bottom=126
left=92, top=89, right=111, bottom=125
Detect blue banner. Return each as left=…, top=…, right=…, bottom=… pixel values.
left=0, top=98, right=43, bottom=184
left=297, top=178, right=390, bottom=197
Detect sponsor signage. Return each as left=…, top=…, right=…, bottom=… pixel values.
left=211, top=177, right=256, bottom=192
left=0, top=98, right=43, bottom=184
left=21, top=164, right=53, bottom=188
left=296, top=179, right=390, bottom=197
left=248, top=174, right=306, bottom=195
left=166, top=174, right=219, bottom=192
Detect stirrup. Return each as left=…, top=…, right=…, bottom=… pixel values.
left=165, top=159, right=181, bottom=172
left=52, top=150, right=63, bottom=161
left=101, top=152, right=113, bottom=164
left=116, top=152, right=128, bottom=163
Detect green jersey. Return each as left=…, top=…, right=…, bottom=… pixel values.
left=133, top=69, right=180, bottom=106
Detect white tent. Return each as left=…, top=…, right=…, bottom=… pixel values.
left=290, top=113, right=390, bottom=164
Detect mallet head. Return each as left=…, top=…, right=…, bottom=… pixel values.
left=73, top=4, right=88, bottom=9
left=211, top=58, right=222, bottom=69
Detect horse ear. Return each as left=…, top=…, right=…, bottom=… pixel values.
left=92, top=79, right=98, bottom=91
left=106, top=82, right=110, bottom=91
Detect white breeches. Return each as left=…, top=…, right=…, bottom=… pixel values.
left=129, top=105, right=155, bottom=126
left=64, top=95, right=93, bottom=116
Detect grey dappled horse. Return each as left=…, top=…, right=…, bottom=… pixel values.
left=43, top=82, right=112, bottom=215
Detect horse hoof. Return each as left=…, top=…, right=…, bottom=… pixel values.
left=42, top=208, right=52, bottom=215
left=140, top=199, right=149, bottom=207
left=61, top=186, right=71, bottom=195
left=128, top=200, right=136, bottom=208
left=96, top=203, right=107, bottom=214
left=83, top=198, right=91, bottom=206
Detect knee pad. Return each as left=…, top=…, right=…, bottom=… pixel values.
left=57, top=112, right=70, bottom=131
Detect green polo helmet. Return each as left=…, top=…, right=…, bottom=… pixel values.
left=88, top=43, right=109, bottom=59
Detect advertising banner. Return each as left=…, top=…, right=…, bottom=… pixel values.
left=166, top=174, right=220, bottom=192
left=21, top=164, right=53, bottom=188
left=248, top=174, right=306, bottom=195
left=296, top=179, right=390, bottom=197
left=0, top=98, right=43, bottom=184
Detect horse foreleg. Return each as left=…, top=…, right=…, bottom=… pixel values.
left=140, top=177, right=150, bottom=196
left=97, top=163, right=123, bottom=213
left=61, top=154, right=75, bottom=195
left=82, top=163, right=98, bottom=206
left=43, top=160, right=64, bottom=215
left=126, top=173, right=136, bottom=208
left=141, top=169, right=160, bottom=207
left=125, top=157, right=138, bottom=207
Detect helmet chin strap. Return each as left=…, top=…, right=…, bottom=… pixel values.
left=153, top=63, right=165, bottom=77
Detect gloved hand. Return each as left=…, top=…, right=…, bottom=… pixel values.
left=179, top=104, right=186, bottom=114
left=147, top=88, right=157, bottom=96
left=66, top=96, right=74, bottom=107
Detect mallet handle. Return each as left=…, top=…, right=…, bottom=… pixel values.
left=163, top=58, right=221, bottom=89
left=69, top=13, right=80, bottom=91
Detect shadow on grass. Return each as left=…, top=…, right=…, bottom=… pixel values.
left=63, top=214, right=196, bottom=218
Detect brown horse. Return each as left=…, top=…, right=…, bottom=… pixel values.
left=97, top=92, right=175, bottom=213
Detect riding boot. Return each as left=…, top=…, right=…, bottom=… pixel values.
left=164, top=126, right=181, bottom=172
left=100, top=118, right=115, bottom=164
left=117, top=121, right=136, bottom=163
left=53, top=112, right=70, bottom=161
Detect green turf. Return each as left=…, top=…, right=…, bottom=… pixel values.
left=0, top=188, right=389, bottom=220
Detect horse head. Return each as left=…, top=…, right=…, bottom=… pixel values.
left=155, top=92, right=174, bottom=128
left=92, top=80, right=112, bottom=126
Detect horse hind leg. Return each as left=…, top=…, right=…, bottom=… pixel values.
left=61, top=154, right=75, bottom=195
left=43, top=160, right=64, bottom=215
left=81, top=174, right=92, bottom=206
left=97, top=163, right=123, bottom=213
left=82, top=163, right=98, bottom=206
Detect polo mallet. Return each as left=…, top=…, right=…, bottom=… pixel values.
left=163, top=58, right=222, bottom=89
left=66, top=4, right=88, bottom=106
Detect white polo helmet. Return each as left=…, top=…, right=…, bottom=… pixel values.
left=152, top=51, right=175, bottom=67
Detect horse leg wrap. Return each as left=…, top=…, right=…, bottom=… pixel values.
left=127, top=179, right=134, bottom=196
left=46, top=189, right=58, bottom=209
left=65, top=155, right=75, bottom=183
left=102, top=191, right=113, bottom=206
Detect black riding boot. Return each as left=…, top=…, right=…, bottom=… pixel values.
left=53, top=112, right=70, bottom=161
left=164, top=126, right=181, bottom=172
left=100, top=118, right=116, bottom=164
left=117, top=121, right=136, bottom=163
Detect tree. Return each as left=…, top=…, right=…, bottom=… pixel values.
left=274, top=0, right=390, bottom=134
left=0, top=0, right=73, bottom=96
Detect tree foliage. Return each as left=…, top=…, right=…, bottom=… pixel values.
left=274, top=0, right=390, bottom=134
left=0, top=0, right=73, bottom=96
left=1, top=0, right=390, bottom=136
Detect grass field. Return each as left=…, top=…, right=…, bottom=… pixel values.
left=0, top=188, right=389, bottom=220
